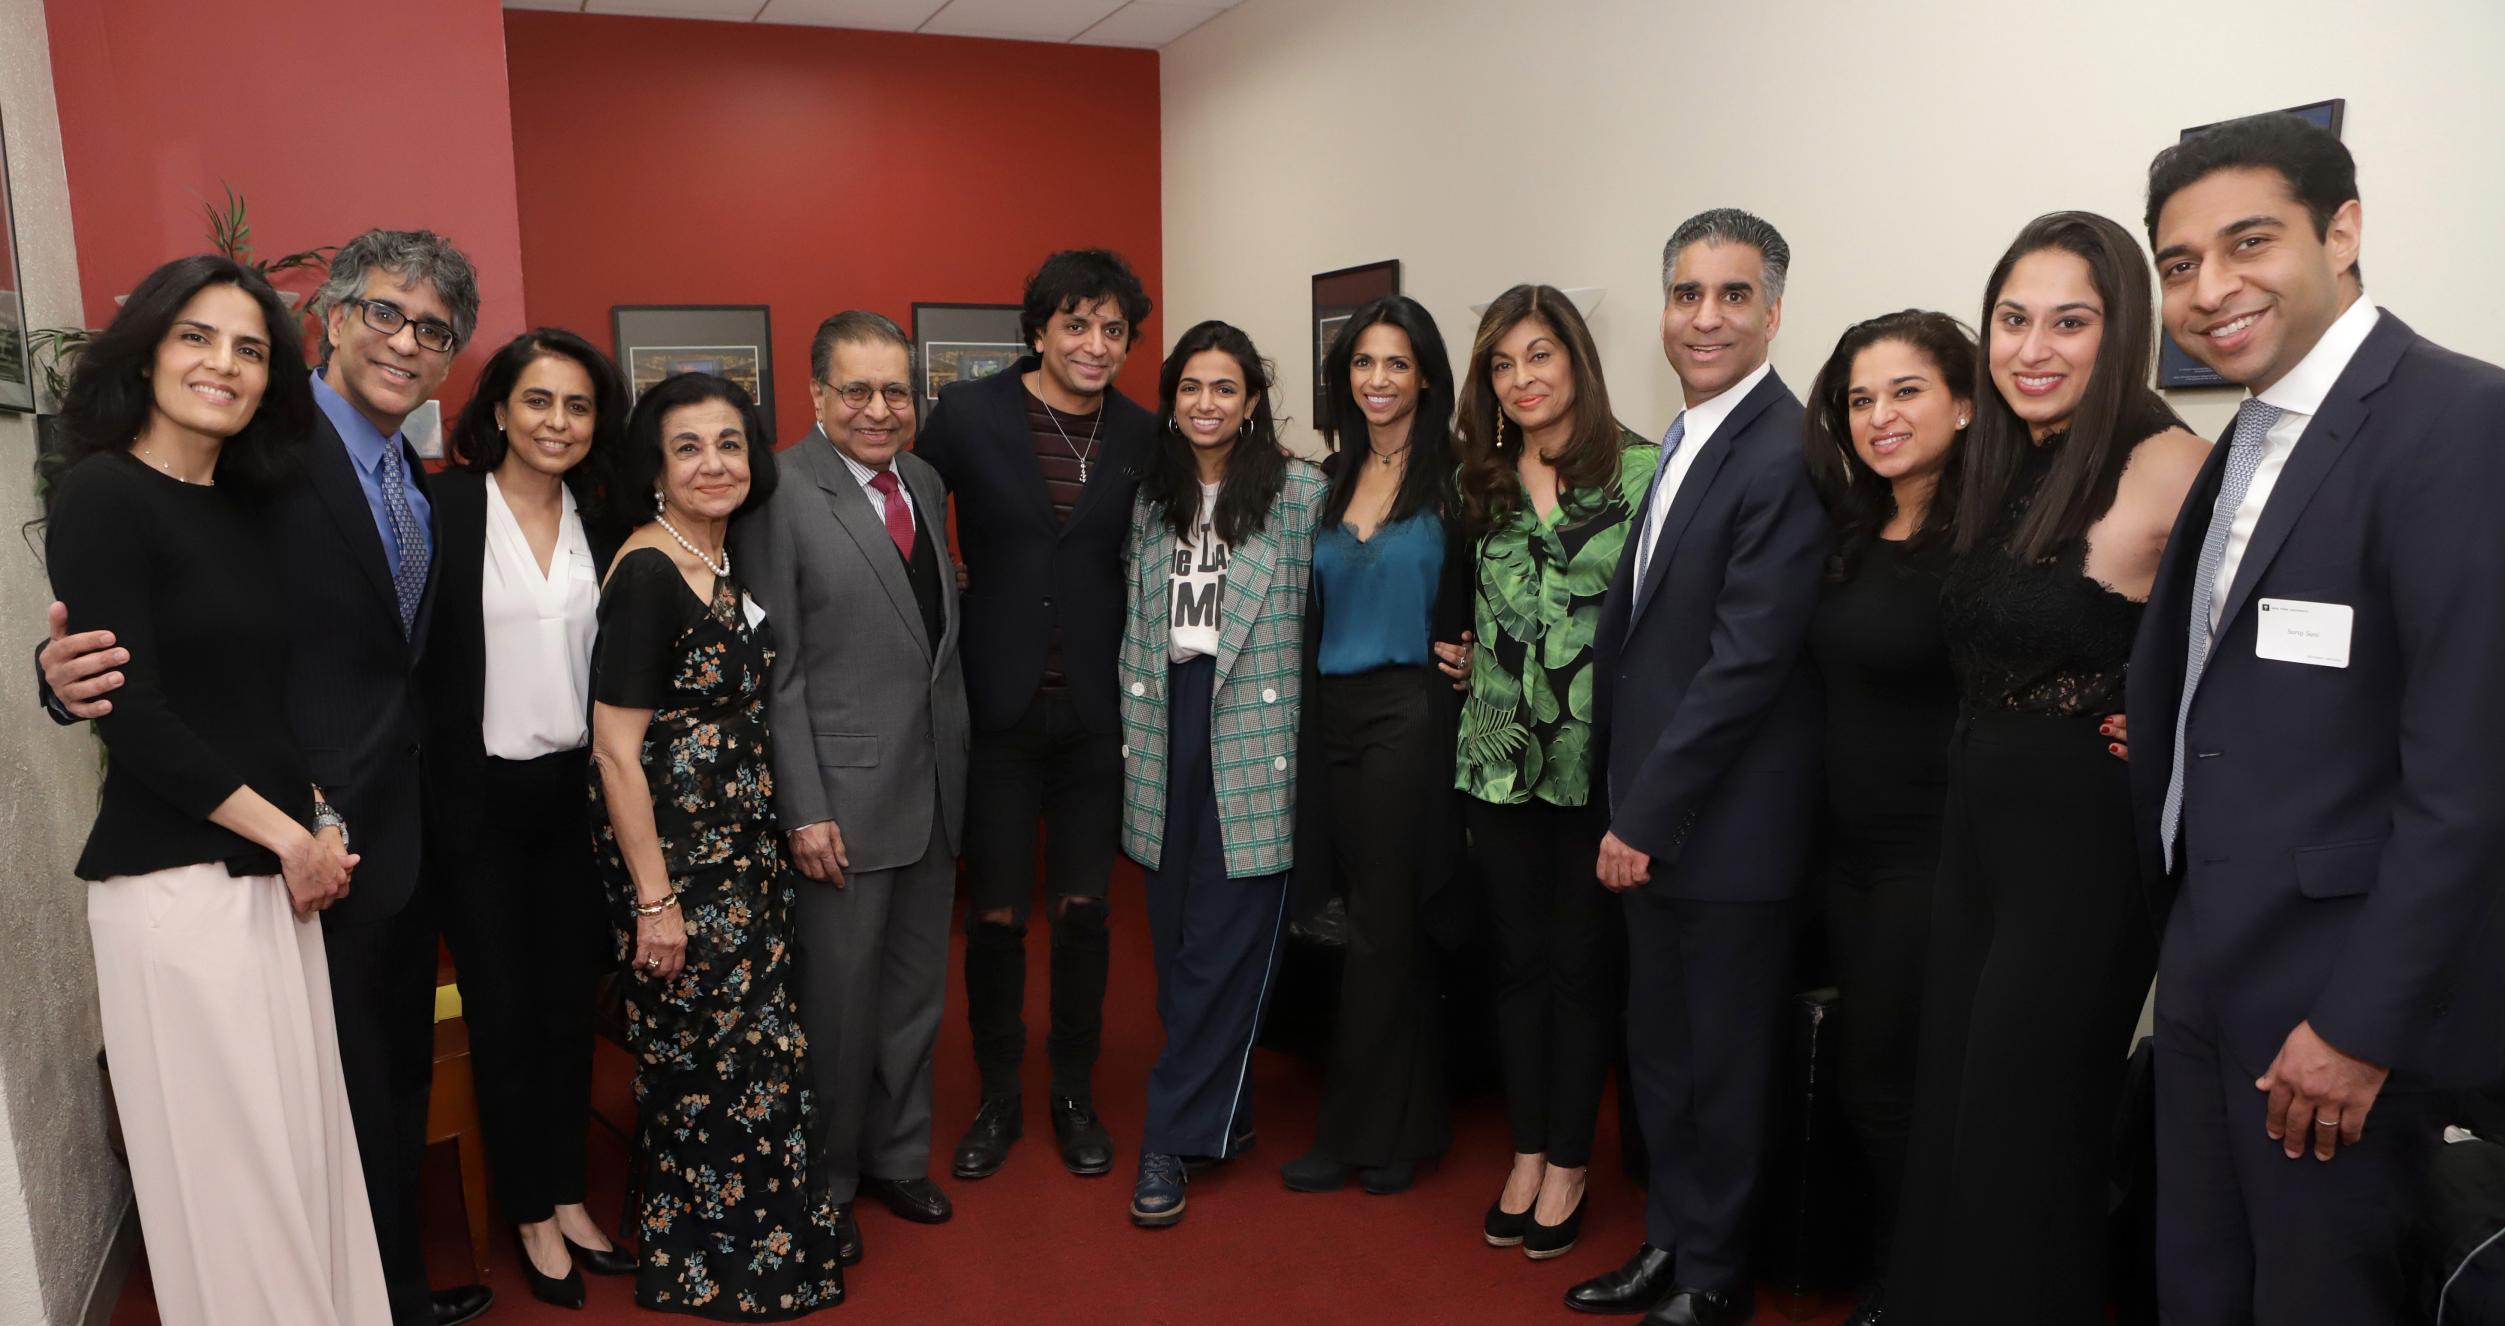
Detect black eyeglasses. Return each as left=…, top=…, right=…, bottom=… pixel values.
left=832, top=382, right=916, bottom=412
left=350, top=298, right=459, bottom=354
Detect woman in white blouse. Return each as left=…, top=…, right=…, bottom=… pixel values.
left=425, top=328, right=633, bottom=1309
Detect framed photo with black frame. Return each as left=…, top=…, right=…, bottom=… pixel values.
left=1311, top=260, right=1401, bottom=422
left=2157, top=98, right=2345, bottom=389
left=612, top=304, right=775, bottom=422
left=0, top=102, right=33, bottom=414
left=911, top=302, right=1027, bottom=405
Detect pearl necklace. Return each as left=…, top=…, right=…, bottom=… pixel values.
left=654, top=511, right=729, bottom=578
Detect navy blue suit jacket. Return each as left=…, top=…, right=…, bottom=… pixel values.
left=1594, top=370, right=1826, bottom=901
left=2127, top=310, right=2505, bottom=1087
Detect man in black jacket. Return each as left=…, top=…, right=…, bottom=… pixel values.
left=913, top=250, right=1157, bottom=1181
left=42, top=230, right=494, bottom=1326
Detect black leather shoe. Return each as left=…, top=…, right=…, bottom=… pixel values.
left=830, top=1203, right=862, bottom=1267
left=431, top=1285, right=495, bottom=1326
left=514, top=1234, right=584, bottom=1310
left=563, top=1233, right=636, bottom=1277
left=1642, top=1286, right=1753, bottom=1326
left=952, top=1095, right=1022, bottom=1179
left=1524, top=1188, right=1585, bottom=1260
left=1484, top=1198, right=1530, bottom=1247
left=1564, top=1245, right=1675, bottom=1315
left=1051, top=1096, right=1115, bottom=1176
left=861, top=1175, right=953, bottom=1224
left=1280, top=1148, right=1349, bottom=1192
left=1359, top=1159, right=1419, bottom=1196
left=1182, top=1124, right=1257, bottom=1175
left=1842, top=1288, right=1885, bottom=1326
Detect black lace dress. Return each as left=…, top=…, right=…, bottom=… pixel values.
left=1883, top=468, right=2161, bottom=1325
left=589, top=549, right=845, bottom=1319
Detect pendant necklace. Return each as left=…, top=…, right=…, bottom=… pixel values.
left=1045, top=398, right=1103, bottom=482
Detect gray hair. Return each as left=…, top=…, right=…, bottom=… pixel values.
left=810, top=310, right=914, bottom=383
left=1662, top=207, right=1791, bottom=303
left=312, top=229, right=482, bottom=349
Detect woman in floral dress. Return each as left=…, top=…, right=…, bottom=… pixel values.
left=1452, top=285, right=1658, bottom=1261
left=588, top=372, right=844, bottom=1318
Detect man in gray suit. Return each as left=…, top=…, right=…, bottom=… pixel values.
left=743, top=310, right=970, bottom=1269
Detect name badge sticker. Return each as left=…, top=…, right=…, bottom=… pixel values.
left=2254, top=598, right=2352, bottom=668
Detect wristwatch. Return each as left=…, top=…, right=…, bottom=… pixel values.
left=312, top=797, right=350, bottom=851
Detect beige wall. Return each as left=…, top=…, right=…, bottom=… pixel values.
left=1161, top=0, right=2505, bottom=452
left=0, top=0, right=132, bottom=1321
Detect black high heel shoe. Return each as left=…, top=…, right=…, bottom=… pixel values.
left=515, top=1233, right=586, bottom=1310
left=1522, top=1189, right=1585, bottom=1261
left=564, top=1233, right=636, bottom=1277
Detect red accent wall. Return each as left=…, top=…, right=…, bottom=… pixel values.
left=43, top=0, right=529, bottom=406
left=502, top=12, right=1163, bottom=445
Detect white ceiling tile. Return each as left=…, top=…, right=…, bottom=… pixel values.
left=502, top=0, right=589, bottom=11
left=755, top=0, right=949, bottom=28
left=919, top=0, right=1126, bottom=40
left=583, top=0, right=762, bottom=19
left=1075, top=2, right=1225, bottom=46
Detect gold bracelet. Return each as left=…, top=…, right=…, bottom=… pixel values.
left=632, top=892, right=680, bottom=917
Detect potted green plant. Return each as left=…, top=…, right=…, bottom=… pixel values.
left=203, top=181, right=334, bottom=309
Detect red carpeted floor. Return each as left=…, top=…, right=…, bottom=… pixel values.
left=110, top=861, right=1853, bottom=1326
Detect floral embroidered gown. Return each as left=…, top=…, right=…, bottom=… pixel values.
left=588, top=548, right=844, bottom=1319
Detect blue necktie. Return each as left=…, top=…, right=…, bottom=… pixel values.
left=377, top=447, right=428, bottom=638
left=2160, top=399, right=2284, bottom=871
left=1632, top=412, right=1688, bottom=595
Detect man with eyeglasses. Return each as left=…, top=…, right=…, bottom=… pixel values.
left=741, top=310, right=970, bottom=1269
left=39, top=229, right=494, bottom=1326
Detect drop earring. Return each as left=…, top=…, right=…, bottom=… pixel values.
left=653, top=489, right=667, bottom=516
left=1494, top=412, right=1508, bottom=452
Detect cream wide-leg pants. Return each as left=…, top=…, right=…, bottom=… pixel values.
left=87, top=861, right=390, bottom=1326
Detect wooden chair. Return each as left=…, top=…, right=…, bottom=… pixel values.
left=426, top=982, right=493, bottom=1285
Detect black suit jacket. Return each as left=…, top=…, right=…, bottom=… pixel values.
left=2126, top=310, right=2505, bottom=1087
left=911, top=356, right=1154, bottom=734
left=267, top=408, right=442, bottom=923
left=1593, top=370, right=1826, bottom=901
left=418, top=469, right=622, bottom=856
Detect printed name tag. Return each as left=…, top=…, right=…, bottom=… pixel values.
left=742, top=594, right=768, bottom=630
left=2255, top=598, right=2352, bottom=668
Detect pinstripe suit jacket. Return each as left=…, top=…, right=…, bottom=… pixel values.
left=1118, top=461, right=1326, bottom=876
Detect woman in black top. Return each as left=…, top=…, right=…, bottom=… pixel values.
left=587, top=373, right=844, bottom=1317
left=425, top=329, right=631, bottom=1307
left=1799, top=310, right=1974, bottom=1326
left=1886, top=213, right=2209, bottom=1326
left=42, top=255, right=386, bottom=1324
left=1281, top=295, right=1472, bottom=1196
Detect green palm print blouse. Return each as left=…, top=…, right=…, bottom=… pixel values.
left=1456, top=431, right=1661, bottom=806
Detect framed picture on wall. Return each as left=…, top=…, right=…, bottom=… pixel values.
left=612, top=304, right=775, bottom=423
left=1311, top=260, right=1400, bottom=423
left=911, top=302, right=1026, bottom=404
left=2157, top=99, right=2345, bottom=389
left=0, top=102, right=33, bottom=414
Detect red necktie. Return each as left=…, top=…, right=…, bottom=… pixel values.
left=868, top=470, right=915, bottom=561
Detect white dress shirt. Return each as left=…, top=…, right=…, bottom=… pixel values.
left=1635, top=358, right=1773, bottom=593
left=2207, top=296, right=2380, bottom=634
left=827, top=427, right=918, bottom=532
left=479, top=472, right=598, bottom=759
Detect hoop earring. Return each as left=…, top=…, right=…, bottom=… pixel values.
left=1238, top=419, right=1250, bottom=438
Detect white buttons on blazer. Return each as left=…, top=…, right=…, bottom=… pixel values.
left=1273, top=756, right=1288, bottom=770
left=1130, top=682, right=1146, bottom=696
left=1120, top=744, right=1131, bottom=758
left=1261, top=688, right=1278, bottom=703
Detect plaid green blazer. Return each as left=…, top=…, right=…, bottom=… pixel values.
left=1118, top=461, right=1327, bottom=876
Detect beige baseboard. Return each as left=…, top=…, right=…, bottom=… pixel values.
left=76, top=1197, right=135, bottom=1326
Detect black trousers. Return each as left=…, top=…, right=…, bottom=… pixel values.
left=1823, top=846, right=1935, bottom=1275
left=1626, top=891, right=1792, bottom=1292
left=2153, top=903, right=2435, bottom=1325
left=1467, top=797, right=1615, bottom=1168
left=961, top=689, right=1121, bottom=1102
left=1312, top=668, right=1451, bottom=1167
left=1141, top=654, right=1289, bottom=1158
left=438, top=749, right=603, bottom=1224
left=323, top=894, right=442, bottom=1326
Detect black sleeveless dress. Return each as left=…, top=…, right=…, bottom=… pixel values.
left=1885, top=455, right=2160, bottom=1325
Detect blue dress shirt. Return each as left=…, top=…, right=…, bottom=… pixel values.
left=1314, top=509, right=1443, bottom=675
left=311, top=369, right=434, bottom=583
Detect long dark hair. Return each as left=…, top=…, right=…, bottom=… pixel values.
left=1456, top=284, right=1628, bottom=533
left=1803, top=309, right=1976, bottom=577
left=1319, top=294, right=1457, bottom=527
left=450, top=327, right=629, bottom=527
left=617, top=373, right=779, bottom=529
left=1956, top=211, right=2183, bottom=560
left=1145, top=320, right=1289, bottom=545
left=41, top=254, right=314, bottom=509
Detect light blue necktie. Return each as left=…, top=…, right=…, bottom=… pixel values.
left=377, top=447, right=428, bottom=638
left=1632, top=412, right=1688, bottom=595
left=2160, top=399, right=2284, bottom=871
